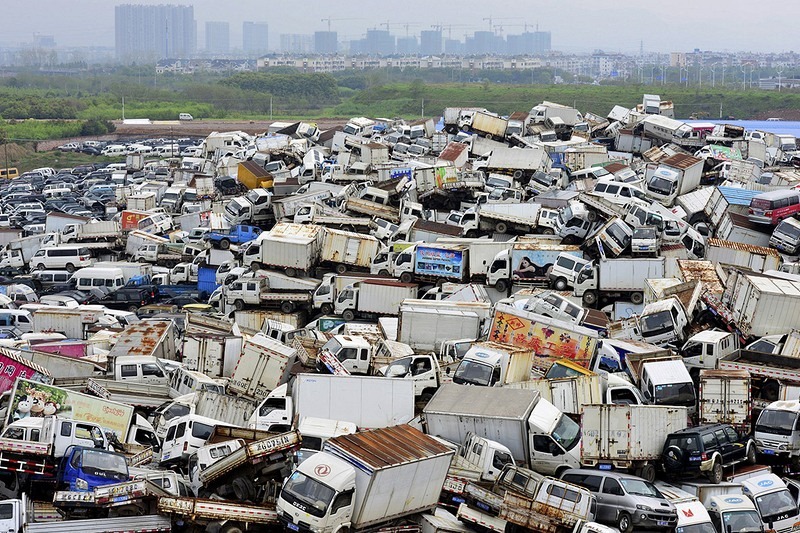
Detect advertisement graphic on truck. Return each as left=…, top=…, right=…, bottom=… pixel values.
left=7, top=378, right=135, bottom=440
left=0, top=349, right=51, bottom=393
left=416, top=245, right=464, bottom=279
left=488, top=305, right=597, bottom=369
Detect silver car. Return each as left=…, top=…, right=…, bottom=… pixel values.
left=561, top=468, right=677, bottom=533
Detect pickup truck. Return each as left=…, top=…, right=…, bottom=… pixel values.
left=203, top=224, right=262, bottom=250
left=718, top=350, right=800, bottom=409
left=52, top=478, right=170, bottom=518
left=87, top=378, right=171, bottom=409
left=217, top=277, right=313, bottom=314
left=198, top=429, right=300, bottom=499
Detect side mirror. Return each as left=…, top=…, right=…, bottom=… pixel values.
left=445, top=367, right=451, bottom=375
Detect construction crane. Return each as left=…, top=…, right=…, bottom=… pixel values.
left=482, top=17, right=515, bottom=32
left=431, top=23, right=471, bottom=40
left=320, top=17, right=361, bottom=32
left=379, top=21, right=418, bottom=36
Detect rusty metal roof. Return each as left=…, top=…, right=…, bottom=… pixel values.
left=677, top=260, right=724, bottom=294
left=700, top=369, right=749, bottom=380
left=708, top=238, right=781, bottom=257
left=439, top=143, right=468, bottom=162
left=108, top=320, right=172, bottom=358
left=327, top=424, right=452, bottom=469
left=663, top=153, right=703, bottom=170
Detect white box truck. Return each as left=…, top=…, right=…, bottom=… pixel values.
left=574, top=257, right=666, bottom=307
left=580, top=404, right=688, bottom=482
left=228, top=333, right=296, bottom=401
left=277, top=425, right=454, bottom=533
left=320, top=227, right=380, bottom=273
left=242, top=224, right=324, bottom=276
left=398, top=305, right=482, bottom=353
left=334, top=279, right=417, bottom=321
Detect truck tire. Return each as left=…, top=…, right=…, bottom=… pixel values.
left=285, top=267, right=297, bottom=277
left=219, top=239, right=230, bottom=250
left=586, top=210, right=597, bottom=222
left=400, top=272, right=413, bottom=284
left=65, top=263, right=75, bottom=273
left=321, top=303, right=333, bottom=315
left=630, top=292, right=644, bottom=305
left=234, top=299, right=245, bottom=311
left=541, top=228, right=555, bottom=235
left=582, top=290, right=598, bottom=307
left=335, top=263, right=347, bottom=274
left=639, top=464, right=656, bottom=483
left=495, top=279, right=508, bottom=293
left=35, top=263, right=45, bottom=271
left=484, top=133, right=493, bottom=140
left=343, top=309, right=355, bottom=321
left=250, top=262, right=262, bottom=271
left=137, top=257, right=147, bottom=263
left=513, top=170, right=524, bottom=179
left=495, top=222, right=508, bottom=234
left=221, top=524, right=245, bottom=533
left=280, top=301, right=295, bottom=314
left=553, top=277, right=568, bottom=291
left=232, top=477, right=256, bottom=501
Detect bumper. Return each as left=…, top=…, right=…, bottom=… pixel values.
left=631, top=511, right=677, bottom=530
left=748, top=214, right=774, bottom=225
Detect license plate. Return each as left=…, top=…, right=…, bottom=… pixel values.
left=763, top=449, right=776, bottom=455
left=452, top=497, right=465, bottom=504
left=113, top=495, right=128, bottom=503
left=689, top=456, right=701, bottom=461
left=287, top=523, right=300, bottom=532
left=599, top=464, right=612, bottom=470
left=657, top=521, right=669, bottom=527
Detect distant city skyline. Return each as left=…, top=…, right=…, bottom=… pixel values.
left=1, top=0, right=798, bottom=55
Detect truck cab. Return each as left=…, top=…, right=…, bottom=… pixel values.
left=2, top=417, right=110, bottom=458
left=555, top=202, right=597, bottom=242
left=637, top=359, right=696, bottom=415
left=549, top=253, right=592, bottom=291
left=315, top=335, right=374, bottom=375
left=451, top=343, right=529, bottom=387
left=112, top=355, right=169, bottom=386
left=741, top=473, right=800, bottom=533
left=528, top=397, right=582, bottom=476
left=378, top=354, right=442, bottom=400
left=639, top=296, right=691, bottom=346
left=58, top=446, right=130, bottom=491
left=754, top=400, right=800, bottom=463
left=707, top=494, right=765, bottom=533
left=248, top=384, right=293, bottom=432
left=680, top=331, right=740, bottom=376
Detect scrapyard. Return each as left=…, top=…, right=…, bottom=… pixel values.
left=4, top=95, right=800, bottom=533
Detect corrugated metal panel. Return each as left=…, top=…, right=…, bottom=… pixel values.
left=424, top=383, right=538, bottom=419
left=108, top=320, right=171, bottom=358
left=718, top=186, right=763, bottom=206
left=663, top=153, right=703, bottom=170
left=439, top=143, right=468, bottom=162
left=327, top=424, right=452, bottom=469
left=707, top=238, right=781, bottom=257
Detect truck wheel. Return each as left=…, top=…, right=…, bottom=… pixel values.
left=617, top=512, right=633, bottom=533
left=495, top=279, right=508, bottom=293
left=321, top=303, right=333, bottom=315
left=343, top=310, right=355, bottom=321
left=285, top=267, right=297, bottom=277
left=280, top=301, right=295, bottom=314
left=234, top=299, right=245, bottom=311
left=582, top=290, right=598, bottom=307
left=639, top=464, right=656, bottom=483
left=335, top=263, right=347, bottom=274
left=65, top=263, right=75, bottom=273
left=400, top=272, right=413, bottom=283
left=35, top=263, right=45, bottom=271
left=379, top=269, right=390, bottom=276
left=232, top=477, right=256, bottom=501
left=465, top=230, right=478, bottom=238
left=495, top=222, right=508, bottom=234
left=708, top=459, right=723, bottom=484
left=137, top=257, right=147, bottom=263
left=630, top=292, right=644, bottom=305
left=554, top=277, right=568, bottom=291
left=221, top=524, right=244, bottom=533
left=484, top=133, right=493, bottom=140
left=219, top=239, right=230, bottom=250
left=586, top=210, right=597, bottom=222
left=513, top=170, right=524, bottom=179
left=747, top=444, right=757, bottom=465
left=541, top=228, right=555, bottom=235
left=250, top=262, right=262, bottom=271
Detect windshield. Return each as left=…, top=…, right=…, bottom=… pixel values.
left=648, top=176, right=675, bottom=196
left=634, top=228, right=657, bottom=239
left=322, top=337, right=343, bottom=354
left=777, top=221, right=800, bottom=240
left=452, top=360, right=494, bottom=386
left=631, top=188, right=649, bottom=202
left=722, top=510, right=766, bottom=533
left=606, top=223, right=631, bottom=249
left=620, top=478, right=662, bottom=498
left=281, top=470, right=336, bottom=518
left=545, top=363, right=584, bottom=380
left=755, top=489, right=798, bottom=524
left=654, top=382, right=696, bottom=407
left=487, top=177, right=511, bottom=188
left=676, top=522, right=716, bottom=533
left=641, top=310, right=673, bottom=337
left=551, top=415, right=581, bottom=451
left=756, top=409, right=798, bottom=437
left=558, top=206, right=574, bottom=228
left=192, top=422, right=214, bottom=440
left=80, top=450, right=129, bottom=480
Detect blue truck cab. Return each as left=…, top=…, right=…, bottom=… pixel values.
left=203, top=225, right=261, bottom=250
left=57, top=446, right=130, bottom=491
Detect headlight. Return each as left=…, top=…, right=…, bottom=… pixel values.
left=75, top=478, right=89, bottom=490
left=780, top=444, right=788, bottom=451
left=636, top=504, right=653, bottom=512
left=755, top=440, right=762, bottom=446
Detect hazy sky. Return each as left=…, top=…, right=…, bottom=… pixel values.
left=1, top=0, right=796, bottom=54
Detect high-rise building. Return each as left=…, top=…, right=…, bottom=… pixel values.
left=280, top=34, right=313, bottom=54
left=364, top=30, right=395, bottom=56
left=419, top=30, right=442, bottom=56
left=396, top=36, right=418, bottom=55
left=205, top=21, right=230, bottom=53
left=530, top=31, right=551, bottom=55
left=243, top=21, right=269, bottom=56
left=314, top=31, right=338, bottom=55
left=115, top=4, right=196, bottom=61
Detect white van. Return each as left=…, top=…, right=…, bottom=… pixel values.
left=31, top=270, right=73, bottom=286
left=0, top=310, right=32, bottom=333
left=114, top=355, right=169, bottom=385
left=179, top=113, right=194, bottom=121
left=138, top=213, right=173, bottom=235
left=590, top=181, right=650, bottom=207
left=70, top=267, right=126, bottom=292
left=30, top=246, right=92, bottom=272
left=168, top=368, right=225, bottom=399
left=101, top=145, right=127, bottom=157
left=160, top=414, right=222, bottom=464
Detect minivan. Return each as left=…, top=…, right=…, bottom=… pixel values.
left=31, top=270, right=73, bottom=287
left=0, top=168, right=19, bottom=180
left=70, top=267, right=126, bottom=292
left=30, top=246, right=92, bottom=272
left=160, top=414, right=223, bottom=465
left=590, top=181, right=650, bottom=207
left=168, top=368, right=225, bottom=399
left=748, top=189, right=800, bottom=225
left=138, top=213, right=173, bottom=235
left=178, top=113, right=194, bottom=121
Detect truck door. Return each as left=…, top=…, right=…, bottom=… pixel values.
left=0, top=500, right=18, bottom=533
left=530, top=434, right=567, bottom=475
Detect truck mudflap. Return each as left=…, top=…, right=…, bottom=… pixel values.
left=317, top=349, right=350, bottom=375
left=24, top=514, right=172, bottom=533
left=157, top=496, right=279, bottom=524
